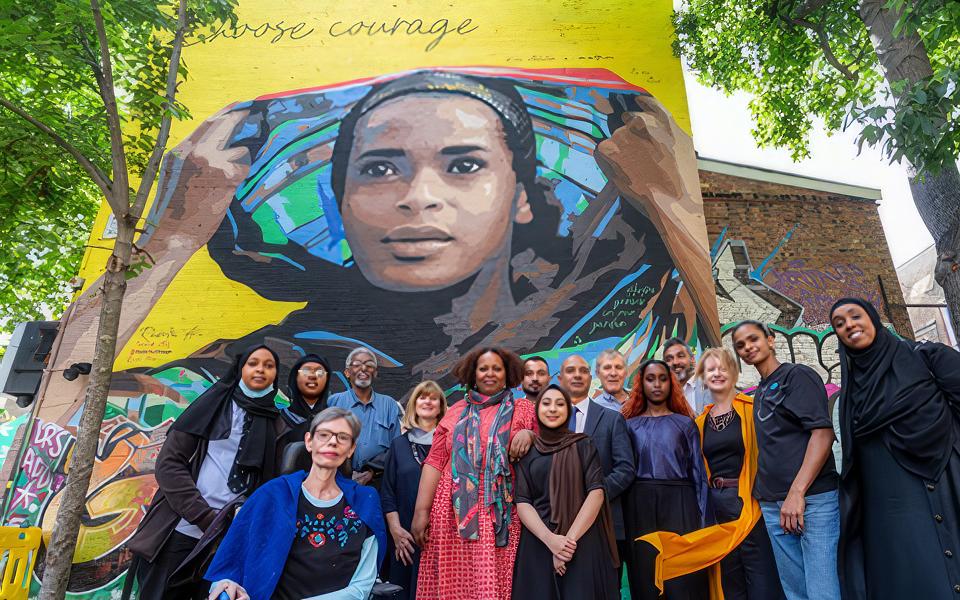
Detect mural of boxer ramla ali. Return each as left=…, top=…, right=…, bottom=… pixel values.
left=135, top=67, right=718, bottom=397
left=3, top=67, right=718, bottom=595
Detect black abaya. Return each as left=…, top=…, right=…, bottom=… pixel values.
left=831, top=298, right=960, bottom=599
left=856, top=433, right=960, bottom=599
left=512, top=440, right=619, bottom=600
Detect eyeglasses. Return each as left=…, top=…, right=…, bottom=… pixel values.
left=349, top=361, right=377, bottom=371
left=312, top=430, right=354, bottom=445
left=299, top=368, right=327, bottom=377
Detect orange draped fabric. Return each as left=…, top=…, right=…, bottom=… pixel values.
left=639, top=393, right=760, bottom=600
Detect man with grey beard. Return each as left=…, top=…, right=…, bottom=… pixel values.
left=328, top=346, right=401, bottom=486
left=663, top=337, right=709, bottom=415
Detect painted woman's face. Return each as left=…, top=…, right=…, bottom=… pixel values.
left=341, top=93, right=532, bottom=292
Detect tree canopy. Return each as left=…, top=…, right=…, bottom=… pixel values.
left=0, top=0, right=235, bottom=335
left=674, top=0, right=960, bottom=176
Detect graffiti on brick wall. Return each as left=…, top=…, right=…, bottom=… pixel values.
left=710, top=231, right=840, bottom=386
left=4, top=414, right=169, bottom=597
left=730, top=223, right=881, bottom=326
left=765, top=261, right=881, bottom=325
left=711, top=224, right=881, bottom=388
left=713, top=223, right=882, bottom=328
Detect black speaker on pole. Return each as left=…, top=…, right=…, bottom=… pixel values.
left=0, top=321, right=59, bottom=408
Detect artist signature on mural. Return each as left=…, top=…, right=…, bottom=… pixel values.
left=188, top=17, right=479, bottom=52
left=138, top=326, right=204, bottom=343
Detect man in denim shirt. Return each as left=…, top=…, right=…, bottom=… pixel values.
left=328, top=347, right=402, bottom=486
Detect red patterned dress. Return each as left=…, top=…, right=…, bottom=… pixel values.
left=416, top=396, right=537, bottom=600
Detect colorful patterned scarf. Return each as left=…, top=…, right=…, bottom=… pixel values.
left=451, top=388, right=515, bottom=547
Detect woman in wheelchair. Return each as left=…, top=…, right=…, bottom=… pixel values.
left=205, top=407, right=386, bottom=600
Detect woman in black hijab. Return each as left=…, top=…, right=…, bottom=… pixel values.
left=126, top=343, right=291, bottom=600
left=830, top=298, right=960, bottom=600
left=281, top=353, right=332, bottom=437
left=512, top=384, right=619, bottom=599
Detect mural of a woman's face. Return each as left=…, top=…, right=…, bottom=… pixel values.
left=340, top=93, right=532, bottom=292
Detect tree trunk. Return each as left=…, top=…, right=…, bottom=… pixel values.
left=858, top=0, right=960, bottom=332
left=37, top=210, right=134, bottom=600
left=911, top=169, right=960, bottom=335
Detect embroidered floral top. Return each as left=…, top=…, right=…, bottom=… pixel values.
left=274, top=488, right=374, bottom=600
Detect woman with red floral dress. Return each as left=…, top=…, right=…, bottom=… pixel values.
left=411, top=347, right=538, bottom=600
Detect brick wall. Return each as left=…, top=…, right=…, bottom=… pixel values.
left=700, top=170, right=913, bottom=337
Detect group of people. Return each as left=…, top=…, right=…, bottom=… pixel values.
left=122, top=298, right=960, bottom=600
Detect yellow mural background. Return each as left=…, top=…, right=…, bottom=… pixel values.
left=75, top=0, right=690, bottom=370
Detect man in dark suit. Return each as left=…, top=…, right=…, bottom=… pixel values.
left=558, top=354, right=636, bottom=581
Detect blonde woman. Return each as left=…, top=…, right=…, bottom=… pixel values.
left=382, top=380, right=448, bottom=600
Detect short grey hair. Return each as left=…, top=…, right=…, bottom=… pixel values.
left=345, top=346, right=378, bottom=370
left=309, top=407, right=361, bottom=441
left=595, top=349, right=625, bottom=371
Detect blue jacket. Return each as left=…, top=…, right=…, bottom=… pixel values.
left=205, top=471, right=387, bottom=600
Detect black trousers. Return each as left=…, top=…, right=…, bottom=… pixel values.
left=134, top=531, right=206, bottom=600
left=710, top=487, right=785, bottom=600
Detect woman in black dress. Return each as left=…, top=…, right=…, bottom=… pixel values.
left=622, top=360, right=708, bottom=600
left=382, top=380, right=448, bottom=600
left=831, top=298, right=960, bottom=600
left=696, top=348, right=784, bottom=599
left=512, top=384, right=619, bottom=599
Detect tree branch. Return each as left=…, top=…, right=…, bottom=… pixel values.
left=791, top=15, right=860, bottom=81
left=90, top=0, right=130, bottom=216
left=75, top=25, right=107, bottom=79
left=0, top=96, right=114, bottom=203
left=791, top=0, right=834, bottom=19
left=131, top=0, right=187, bottom=220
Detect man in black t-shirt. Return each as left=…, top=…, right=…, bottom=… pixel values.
left=733, top=321, right=840, bottom=600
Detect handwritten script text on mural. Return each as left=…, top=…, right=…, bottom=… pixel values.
left=189, top=17, right=479, bottom=52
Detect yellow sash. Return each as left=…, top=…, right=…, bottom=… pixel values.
left=639, top=393, right=760, bottom=600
